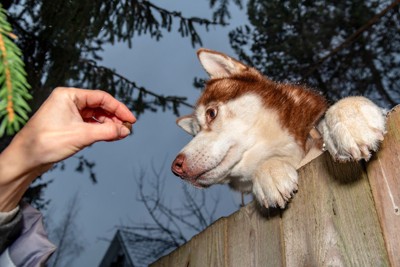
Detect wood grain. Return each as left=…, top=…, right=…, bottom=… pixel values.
left=151, top=109, right=400, bottom=267
left=151, top=203, right=284, bottom=267
left=283, top=153, right=388, bottom=267
left=367, top=106, right=400, bottom=267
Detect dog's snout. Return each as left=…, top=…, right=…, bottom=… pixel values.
left=172, top=154, right=186, bottom=177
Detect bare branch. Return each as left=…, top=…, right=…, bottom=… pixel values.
left=47, top=192, right=85, bottom=267
left=113, top=164, right=223, bottom=266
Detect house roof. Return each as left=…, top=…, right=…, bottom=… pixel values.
left=99, top=228, right=177, bottom=267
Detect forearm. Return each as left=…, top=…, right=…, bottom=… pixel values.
left=0, top=134, right=52, bottom=212
left=0, top=88, right=136, bottom=212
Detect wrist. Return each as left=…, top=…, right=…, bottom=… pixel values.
left=0, top=134, right=52, bottom=211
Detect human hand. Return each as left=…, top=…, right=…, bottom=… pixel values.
left=18, top=87, right=136, bottom=167
left=0, top=87, right=136, bottom=210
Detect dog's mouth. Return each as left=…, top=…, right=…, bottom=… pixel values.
left=176, top=144, right=239, bottom=188
left=185, top=176, right=210, bottom=189
left=172, top=162, right=212, bottom=188
left=172, top=169, right=210, bottom=189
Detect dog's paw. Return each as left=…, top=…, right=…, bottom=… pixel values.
left=252, top=159, right=298, bottom=209
left=318, top=96, right=386, bottom=162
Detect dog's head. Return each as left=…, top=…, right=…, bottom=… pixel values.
left=171, top=49, right=296, bottom=189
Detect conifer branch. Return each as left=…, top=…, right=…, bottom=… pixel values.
left=0, top=4, right=31, bottom=136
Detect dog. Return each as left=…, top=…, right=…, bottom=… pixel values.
left=171, top=48, right=386, bottom=209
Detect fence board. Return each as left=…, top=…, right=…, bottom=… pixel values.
left=367, top=106, right=400, bottom=267
left=152, top=203, right=284, bottom=267
left=152, top=108, right=400, bottom=267
left=283, top=153, right=388, bottom=267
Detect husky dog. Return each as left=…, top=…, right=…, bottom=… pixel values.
left=171, top=48, right=386, bottom=209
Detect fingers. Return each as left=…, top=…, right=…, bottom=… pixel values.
left=48, top=87, right=137, bottom=147
left=60, top=87, right=136, bottom=123
left=82, top=121, right=132, bottom=144
left=80, top=108, right=122, bottom=124
left=83, top=89, right=136, bottom=123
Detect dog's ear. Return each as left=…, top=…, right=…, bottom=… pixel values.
left=197, top=48, right=248, bottom=78
left=176, top=115, right=200, bottom=136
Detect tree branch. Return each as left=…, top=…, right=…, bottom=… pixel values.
left=80, top=59, right=194, bottom=111
left=303, top=0, right=400, bottom=78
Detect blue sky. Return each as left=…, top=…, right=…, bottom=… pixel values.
left=41, top=1, right=250, bottom=266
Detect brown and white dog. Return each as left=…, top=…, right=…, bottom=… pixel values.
left=171, top=48, right=386, bottom=209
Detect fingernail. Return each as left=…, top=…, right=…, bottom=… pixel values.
left=120, top=126, right=131, bottom=137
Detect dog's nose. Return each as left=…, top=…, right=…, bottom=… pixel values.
left=171, top=154, right=186, bottom=177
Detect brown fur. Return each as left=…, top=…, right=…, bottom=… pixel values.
left=173, top=49, right=385, bottom=209
left=197, top=70, right=327, bottom=151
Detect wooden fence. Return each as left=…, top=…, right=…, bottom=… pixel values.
left=151, top=107, right=400, bottom=267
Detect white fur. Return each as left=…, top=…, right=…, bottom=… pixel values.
left=173, top=49, right=387, bottom=209
left=318, top=96, right=386, bottom=162
left=175, top=94, right=303, bottom=208
left=197, top=50, right=246, bottom=78
left=174, top=94, right=387, bottom=209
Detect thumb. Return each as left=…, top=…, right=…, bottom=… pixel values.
left=83, top=122, right=131, bottom=144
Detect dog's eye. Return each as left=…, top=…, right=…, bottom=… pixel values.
left=206, top=107, right=218, bottom=123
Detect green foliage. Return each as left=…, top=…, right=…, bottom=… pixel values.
left=0, top=4, right=31, bottom=137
